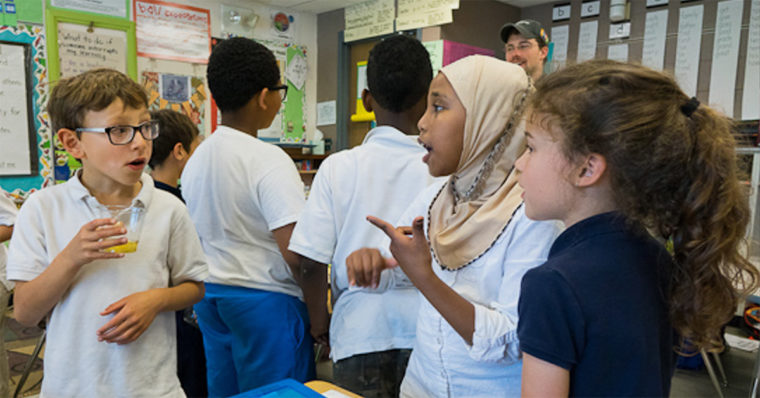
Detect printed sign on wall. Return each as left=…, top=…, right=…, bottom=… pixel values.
left=134, top=0, right=210, bottom=63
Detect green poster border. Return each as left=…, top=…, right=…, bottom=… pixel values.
left=45, top=7, right=137, bottom=83
left=46, top=0, right=131, bottom=20
left=284, top=46, right=305, bottom=141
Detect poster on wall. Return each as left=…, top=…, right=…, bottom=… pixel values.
left=709, top=0, right=743, bottom=117
left=0, top=25, right=54, bottom=201
left=743, top=0, right=760, bottom=120
left=269, top=10, right=295, bottom=41
left=57, top=22, right=128, bottom=78
left=576, top=21, right=598, bottom=62
left=134, top=0, right=210, bottom=63
left=642, top=10, right=668, bottom=70
left=0, top=42, right=35, bottom=176
left=550, top=25, right=569, bottom=69
left=674, top=5, right=703, bottom=97
left=344, top=0, right=394, bottom=42
left=142, top=72, right=207, bottom=135
left=50, top=0, right=128, bottom=19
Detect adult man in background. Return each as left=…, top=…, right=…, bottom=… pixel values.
left=500, top=19, right=550, bottom=81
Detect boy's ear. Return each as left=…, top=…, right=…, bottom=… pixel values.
left=58, top=128, right=86, bottom=159
left=361, top=89, right=374, bottom=113
left=575, top=153, right=607, bottom=187
left=257, top=87, right=271, bottom=110
left=172, top=142, right=188, bottom=161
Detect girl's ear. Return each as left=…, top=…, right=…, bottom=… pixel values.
left=575, top=153, right=607, bottom=187
left=58, top=128, right=85, bottom=159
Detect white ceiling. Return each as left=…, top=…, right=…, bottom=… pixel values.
left=253, top=0, right=556, bottom=15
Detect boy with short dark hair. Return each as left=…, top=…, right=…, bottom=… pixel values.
left=149, top=109, right=207, bottom=397
left=149, top=109, right=202, bottom=201
left=289, top=34, right=438, bottom=397
left=181, top=37, right=313, bottom=396
left=7, top=68, right=208, bottom=398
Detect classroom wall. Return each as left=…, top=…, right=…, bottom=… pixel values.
left=136, top=0, right=319, bottom=141
left=439, top=0, right=521, bottom=58
left=521, top=0, right=756, bottom=120
left=316, top=9, right=344, bottom=146
left=314, top=0, right=523, bottom=149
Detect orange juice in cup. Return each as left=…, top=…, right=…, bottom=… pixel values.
left=103, top=205, right=145, bottom=253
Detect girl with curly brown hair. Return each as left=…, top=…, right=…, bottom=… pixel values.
left=515, top=59, right=760, bottom=397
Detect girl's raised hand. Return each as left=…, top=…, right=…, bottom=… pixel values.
left=367, top=216, right=434, bottom=285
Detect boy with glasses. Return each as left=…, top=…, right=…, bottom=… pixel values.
left=7, top=68, right=209, bottom=398
left=181, top=37, right=314, bottom=395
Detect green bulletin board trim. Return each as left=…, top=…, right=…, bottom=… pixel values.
left=46, top=0, right=131, bottom=20
left=45, top=7, right=137, bottom=83
left=17, top=0, right=45, bottom=24
left=284, top=46, right=305, bottom=141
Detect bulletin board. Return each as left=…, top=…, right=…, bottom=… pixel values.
left=45, top=7, right=137, bottom=183
left=45, top=7, right=137, bottom=82
left=0, top=25, right=53, bottom=202
left=141, top=71, right=207, bottom=135
left=255, top=39, right=308, bottom=142
left=283, top=45, right=307, bottom=141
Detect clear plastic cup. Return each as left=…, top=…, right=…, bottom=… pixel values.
left=103, top=205, right=146, bottom=254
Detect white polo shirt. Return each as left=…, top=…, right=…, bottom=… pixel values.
left=289, top=126, right=440, bottom=361
left=181, top=126, right=305, bottom=299
left=0, top=189, right=17, bottom=291
left=7, top=173, right=209, bottom=398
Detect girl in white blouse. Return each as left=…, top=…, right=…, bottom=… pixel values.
left=346, top=55, right=561, bottom=397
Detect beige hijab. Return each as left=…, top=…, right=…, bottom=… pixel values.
left=428, top=55, right=531, bottom=270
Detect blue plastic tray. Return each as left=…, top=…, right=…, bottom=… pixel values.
left=230, top=379, right=324, bottom=398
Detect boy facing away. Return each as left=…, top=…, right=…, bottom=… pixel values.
left=7, top=68, right=209, bottom=397
left=288, top=34, right=438, bottom=397
left=181, top=37, right=314, bottom=396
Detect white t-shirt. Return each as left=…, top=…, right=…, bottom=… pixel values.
left=289, top=126, right=440, bottom=361
left=0, top=189, right=17, bottom=290
left=7, top=173, right=209, bottom=398
left=395, top=183, right=563, bottom=398
left=181, top=126, right=305, bottom=299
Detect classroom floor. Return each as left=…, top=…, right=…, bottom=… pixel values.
left=2, top=311, right=757, bottom=398
left=4, top=311, right=44, bottom=398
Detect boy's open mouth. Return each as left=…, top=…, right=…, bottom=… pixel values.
left=127, top=158, right=146, bottom=168
left=418, top=138, right=432, bottom=152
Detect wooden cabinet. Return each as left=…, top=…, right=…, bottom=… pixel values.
left=277, top=145, right=329, bottom=189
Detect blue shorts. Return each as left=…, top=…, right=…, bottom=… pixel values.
left=195, top=283, right=315, bottom=397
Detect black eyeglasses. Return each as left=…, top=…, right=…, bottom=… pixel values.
left=270, top=84, right=288, bottom=101
left=75, top=120, right=160, bottom=145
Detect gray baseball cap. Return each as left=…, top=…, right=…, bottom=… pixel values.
left=500, top=19, right=549, bottom=47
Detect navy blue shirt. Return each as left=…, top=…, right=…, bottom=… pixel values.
left=154, top=180, right=184, bottom=203
left=518, top=212, right=676, bottom=397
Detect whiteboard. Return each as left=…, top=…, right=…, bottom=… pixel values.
left=57, top=22, right=128, bottom=79
left=0, top=42, right=35, bottom=176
